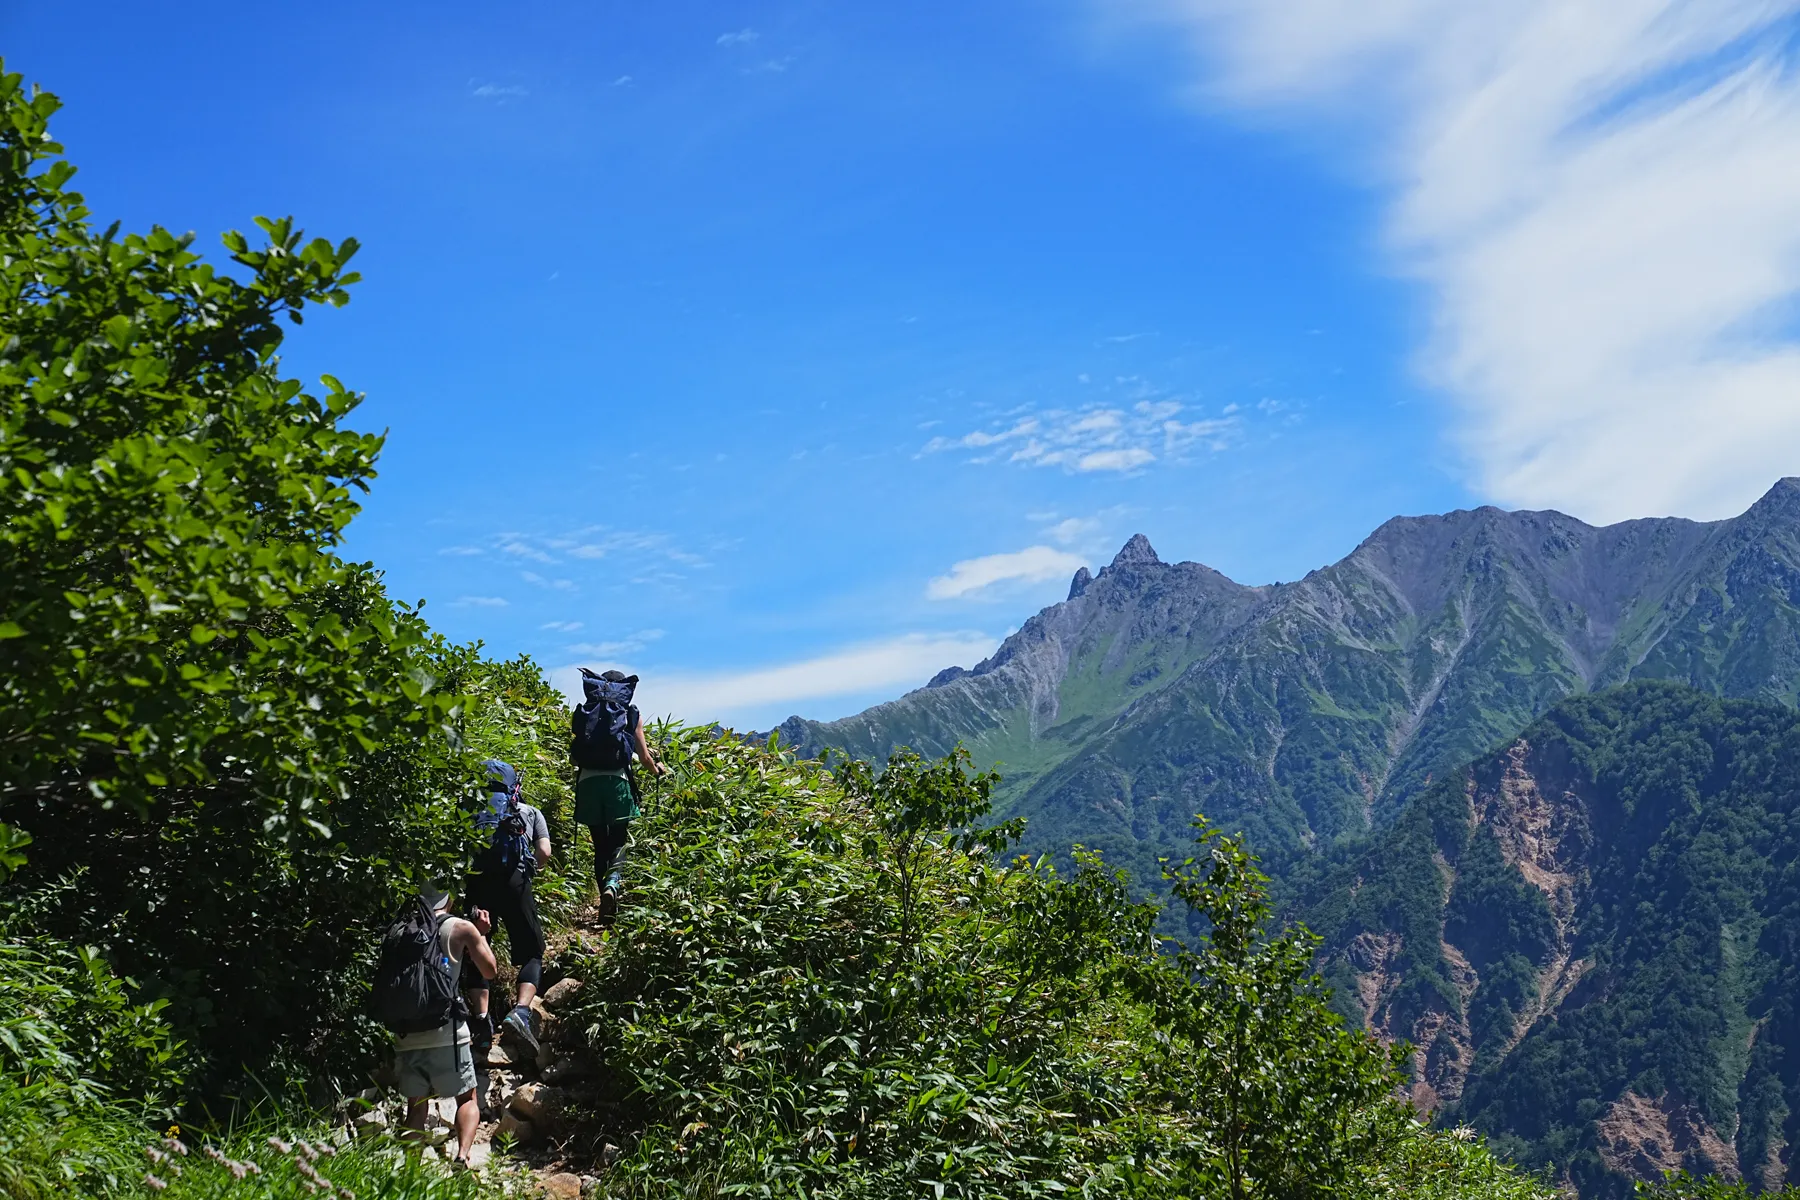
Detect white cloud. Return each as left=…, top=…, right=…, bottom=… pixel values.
left=925, top=398, right=1240, bottom=474
left=453, top=596, right=509, bottom=608
left=1119, top=0, right=1800, bottom=521
left=471, top=83, right=527, bottom=99
left=541, top=620, right=584, bottom=632
left=716, top=28, right=759, bottom=46
left=926, top=546, right=1089, bottom=600
left=521, top=571, right=577, bottom=591
left=439, top=545, right=484, bottom=556
left=498, top=539, right=556, bottom=564
left=1046, top=516, right=1102, bottom=545
left=566, top=630, right=664, bottom=658
left=547, top=632, right=1001, bottom=723
left=1076, top=447, right=1155, bottom=472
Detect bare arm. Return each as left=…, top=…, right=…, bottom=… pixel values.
left=633, top=724, right=666, bottom=775
left=452, top=918, right=498, bottom=980
left=534, top=837, right=553, bottom=868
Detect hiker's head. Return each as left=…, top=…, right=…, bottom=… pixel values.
left=421, top=884, right=453, bottom=913
left=600, top=669, right=630, bottom=683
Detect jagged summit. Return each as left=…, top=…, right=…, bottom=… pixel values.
left=1067, top=566, right=1092, bottom=600
left=1108, top=533, right=1160, bottom=569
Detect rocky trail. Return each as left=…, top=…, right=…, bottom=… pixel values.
left=347, top=905, right=622, bottom=1198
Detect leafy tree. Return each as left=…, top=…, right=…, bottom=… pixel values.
left=1126, top=819, right=1407, bottom=1198
left=0, top=66, right=538, bottom=1088
left=0, top=65, right=459, bottom=850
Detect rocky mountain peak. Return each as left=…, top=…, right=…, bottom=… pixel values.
left=1067, top=566, right=1092, bottom=600
left=1108, top=534, right=1160, bottom=569
left=1746, top=476, right=1800, bottom=520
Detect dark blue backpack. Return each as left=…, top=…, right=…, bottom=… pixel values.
left=572, top=670, right=637, bottom=770
left=474, top=758, right=533, bottom=877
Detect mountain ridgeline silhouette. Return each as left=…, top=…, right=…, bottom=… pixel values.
left=772, top=479, right=1800, bottom=882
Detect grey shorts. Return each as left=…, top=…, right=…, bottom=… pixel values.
left=395, top=1042, right=477, bottom=1100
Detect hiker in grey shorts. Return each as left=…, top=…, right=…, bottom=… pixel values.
left=397, top=889, right=497, bottom=1167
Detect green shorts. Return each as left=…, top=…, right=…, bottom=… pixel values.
left=395, top=1041, right=477, bottom=1100
left=575, top=772, right=638, bottom=825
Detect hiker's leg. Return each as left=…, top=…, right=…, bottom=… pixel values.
left=594, top=819, right=631, bottom=890
left=504, top=874, right=546, bottom=1008
left=402, top=1097, right=430, bottom=1144
left=453, top=1088, right=480, bottom=1160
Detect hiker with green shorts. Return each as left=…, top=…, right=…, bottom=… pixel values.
left=571, top=669, right=665, bottom=915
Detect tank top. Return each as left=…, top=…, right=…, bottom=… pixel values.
left=393, top=915, right=471, bottom=1051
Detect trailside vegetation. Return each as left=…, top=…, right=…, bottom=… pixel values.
left=552, top=728, right=1557, bottom=1199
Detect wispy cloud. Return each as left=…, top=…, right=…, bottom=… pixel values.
left=498, top=539, right=557, bottom=564
left=716, top=28, right=759, bottom=46
left=1120, top=0, right=1800, bottom=521
left=453, top=596, right=509, bottom=608
left=521, top=571, right=577, bottom=592
left=1045, top=515, right=1103, bottom=545
left=927, top=546, right=1089, bottom=600
left=432, top=528, right=707, bottom=573
left=470, top=82, right=527, bottom=100
left=549, top=632, right=1001, bottom=722
left=924, top=399, right=1237, bottom=473
left=541, top=620, right=584, bottom=633
left=567, top=630, right=664, bottom=658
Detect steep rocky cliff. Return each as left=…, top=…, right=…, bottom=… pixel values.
left=1307, top=683, right=1800, bottom=1197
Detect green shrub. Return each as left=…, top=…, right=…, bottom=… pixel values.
left=554, top=729, right=1561, bottom=1198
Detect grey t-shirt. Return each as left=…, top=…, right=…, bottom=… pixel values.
left=515, top=802, right=550, bottom=845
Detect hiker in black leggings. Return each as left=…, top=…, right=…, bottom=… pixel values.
left=463, top=760, right=551, bottom=1059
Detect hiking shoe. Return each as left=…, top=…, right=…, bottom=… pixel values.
left=598, top=885, right=620, bottom=919
left=501, top=1006, right=540, bottom=1057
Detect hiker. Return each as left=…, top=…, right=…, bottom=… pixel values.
left=571, top=668, right=666, bottom=917
left=463, top=758, right=552, bottom=1061
left=377, top=886, right=497, bottom=1168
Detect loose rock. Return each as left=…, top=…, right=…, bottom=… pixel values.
left=538, top=1171, right=583, bottom=1200
left=494, top=1111, right=538, bottom=1145
left=540, top=978, right=584, bottom=1010
left=508, top=1081, right=566, bottom=1125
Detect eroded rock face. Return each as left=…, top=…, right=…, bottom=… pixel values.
left=1596, top=1091, right=1740, bottom=1182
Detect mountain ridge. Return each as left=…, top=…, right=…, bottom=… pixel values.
left=772, top=480, right=1800, bottom=881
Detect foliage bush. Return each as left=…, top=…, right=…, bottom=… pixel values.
left=0, top=66, right=581, bottom=1092
left=554, top=727, right=1560, bottom=1199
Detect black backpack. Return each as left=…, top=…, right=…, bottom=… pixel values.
left=370, top=897, right=459, bottom=1035
left=572, top=669, right=637, bottom=770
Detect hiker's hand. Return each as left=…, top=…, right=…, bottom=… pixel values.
left=651, top=759, right=669, bottom=777
left=469, top=908, right=492, bottom=936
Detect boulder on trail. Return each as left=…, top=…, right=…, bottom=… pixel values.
left=537, top=1171, right=583, bottom=1200
left=495, top=1110, right=538, bottom=1145
left=508, top=1081, right=567, bottom=1126
left=539, top=978, right=584, bottom=1010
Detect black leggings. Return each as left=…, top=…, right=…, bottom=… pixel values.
left=463, top=869, right=543, bottom=993
left=589, top=819, right=631, bottom=889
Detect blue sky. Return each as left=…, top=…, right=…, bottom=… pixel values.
left=11, top=2, right=1800, bottom=729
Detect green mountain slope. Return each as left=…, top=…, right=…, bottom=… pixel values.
left=1305, top=682, right=1800, bottom=1197
left=774, top=480, right=1800, bottom=884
